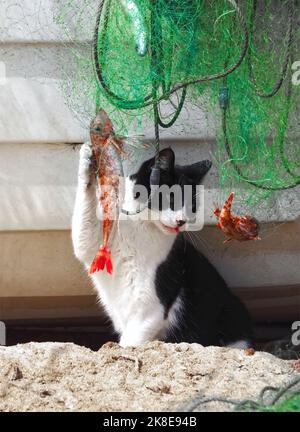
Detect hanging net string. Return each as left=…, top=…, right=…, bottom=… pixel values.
left=247, top=0, right=295, bottom=99
left=93, top=0, right=249, bottom=110
left=49, top=0, right=300, bottom=210
left=221, top=79, right=300, bottom=191
left=179, top=376, right=300, bottom=412
left=220, top=0, right=300, bottom=191
left=217, top=0, right=300, bottom=200
left=92, top=0, right=300, bottom=198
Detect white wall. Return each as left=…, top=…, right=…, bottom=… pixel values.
left=0, top=0, right=299, bottom=322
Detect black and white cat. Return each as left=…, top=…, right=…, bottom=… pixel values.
left=72, top=143, right=252, bottom=348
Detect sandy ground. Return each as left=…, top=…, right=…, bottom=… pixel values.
left=0, top=341, right=299, bottom=412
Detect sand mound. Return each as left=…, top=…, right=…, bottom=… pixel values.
left=0, top=341, right=298, bottom=412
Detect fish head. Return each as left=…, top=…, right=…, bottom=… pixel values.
left=90, top=109, right=114, bottom=139
left=238, top=215, right=260, bottom=239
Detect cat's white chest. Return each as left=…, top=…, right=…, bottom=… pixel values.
left=90, top=221, right=176, bottom=341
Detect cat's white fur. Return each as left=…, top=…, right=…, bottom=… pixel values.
left=72, top=143, right=186, bottom=347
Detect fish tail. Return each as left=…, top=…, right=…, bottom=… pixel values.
left=223, top=192, right=234, bottom=214
left=89, top=246, right=113, bottom=275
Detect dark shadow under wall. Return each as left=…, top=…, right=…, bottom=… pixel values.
left=4, top=320, right=300, bottom=360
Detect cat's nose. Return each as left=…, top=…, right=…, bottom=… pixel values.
left=176, top=219, right=186, bottom=227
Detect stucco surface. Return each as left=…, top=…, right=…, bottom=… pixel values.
left=0, top=0, right=299, bottom=320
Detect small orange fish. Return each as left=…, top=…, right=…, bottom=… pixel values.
left=214, top=192, right=260, bottom=243
left=89, top=109, right=124, bottom=275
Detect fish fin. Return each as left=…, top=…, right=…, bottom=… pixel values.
left=90, top=246, right=113, bottom=275
left=214, top=207, right=221, bottom=218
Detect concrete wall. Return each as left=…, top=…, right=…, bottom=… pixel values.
left=0, top=0, right=299, bottom=322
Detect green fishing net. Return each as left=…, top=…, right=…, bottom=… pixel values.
left=180, top=375, right=300, bottom=412
left=263, top=394, right=300, bottom=412
left=52, top=0, right=300, bottom=210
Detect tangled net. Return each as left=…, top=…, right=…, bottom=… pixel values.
left=52, top=0, right=300, bottom=208
left=180, top=375, right=300, bottom=412
left=2, top=0, right=300, bottom=211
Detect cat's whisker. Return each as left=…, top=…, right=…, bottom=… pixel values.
left=257, top=221, right=287, bottom=241
left=186, top=231, right=212, bottom=255
left=185, top=231, right=201, bottom=250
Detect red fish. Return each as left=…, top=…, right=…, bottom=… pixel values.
left=214, top=192, right=260, bottom=243
left=89, top=109, right=124, bottom=275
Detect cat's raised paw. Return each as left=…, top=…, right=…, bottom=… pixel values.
left=78, top=143, right=95, bottom=186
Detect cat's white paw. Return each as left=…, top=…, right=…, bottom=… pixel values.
left=119, top=331, right=155, bottom=348
left=226, top=339, right=251, bottom=349
left=119, top=335, right=143, bottom=348
left=78, top=142, right=94, bottom=185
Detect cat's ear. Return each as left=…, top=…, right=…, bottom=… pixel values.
left=182, top=160, right=212, bottom=184
left=159, top=148, right=175, bottom=172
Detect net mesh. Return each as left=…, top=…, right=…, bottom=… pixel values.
left=180, top=375, right=300, bottom=412
left=1, top=0, right=300, bottom=210
left=54, top=0, right=300, bottom=205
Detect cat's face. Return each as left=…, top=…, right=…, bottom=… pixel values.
left=122, top=148, right=212, bottom=234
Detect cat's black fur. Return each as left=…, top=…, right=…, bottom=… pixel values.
left=73, top=143, right=252, bottom=347
left=133, top=148, right=253, bottom=346
left=156, top=235, right=253, bottom=345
